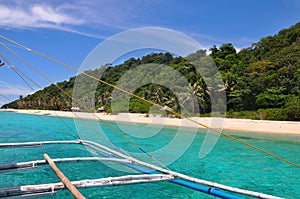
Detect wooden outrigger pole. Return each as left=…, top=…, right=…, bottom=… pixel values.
left=0, top=140, right=284, bottom=199
left=44, top=153, right=86, bottom=199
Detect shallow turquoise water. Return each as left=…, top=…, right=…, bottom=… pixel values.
left=0, top=112, right=299, bottom=198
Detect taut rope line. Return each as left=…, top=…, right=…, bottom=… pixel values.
left=0, top=35, right=299, bottom=169
left=0, top=42, right=169, bottom=171
left=0, top=51, right=79, bottom=140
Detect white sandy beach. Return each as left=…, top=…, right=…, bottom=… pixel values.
left=1, top=109, right=299, bottom=135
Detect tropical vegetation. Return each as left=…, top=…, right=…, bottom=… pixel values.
left=2, top=22, right=300, bottom=121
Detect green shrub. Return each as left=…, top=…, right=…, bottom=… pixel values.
left=284, top=95, right=300, bottom=121
left=257, top=108, right=287, bottom=121
left=129, top=99, right=152, bottom=113
left=226, top=110, right=259, bottom=120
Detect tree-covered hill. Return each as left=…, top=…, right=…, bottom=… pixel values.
left=210, top=22, right=300, bottom=120
left=2, top=22, right=300, bottom=121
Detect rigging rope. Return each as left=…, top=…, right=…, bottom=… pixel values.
left=0, top=50, right=79, bottom=140
left=0, top=94, right=11, bottom=102
left=0, top=51, right=35, bottom=91
left=0, top=34, right=299, bottom=169
left=0, top=42, right=169, bottom=171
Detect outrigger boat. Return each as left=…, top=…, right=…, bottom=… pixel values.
left=0, top=140, right=283, bottom=199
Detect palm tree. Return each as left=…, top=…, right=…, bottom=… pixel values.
left=178, top=80, right=209, bottom=114
left=192, top=80, right=210, bottom=113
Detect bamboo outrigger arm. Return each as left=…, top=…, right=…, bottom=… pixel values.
left=0, top=157, right=132, bottom=173
left=0, top=174, right=174, bottom=198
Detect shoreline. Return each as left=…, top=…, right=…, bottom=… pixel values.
left=1, top=109, right=299, bottom=135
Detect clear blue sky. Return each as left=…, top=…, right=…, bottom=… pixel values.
left=0, top=0, right=299, bottom=106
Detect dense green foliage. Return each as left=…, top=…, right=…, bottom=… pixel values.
left=2, top=22, right=300, bottom=121
left=210, top=22, right=300, bottom=120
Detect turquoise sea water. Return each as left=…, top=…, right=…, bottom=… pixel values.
left=0, top=112, right=299, bottom=198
